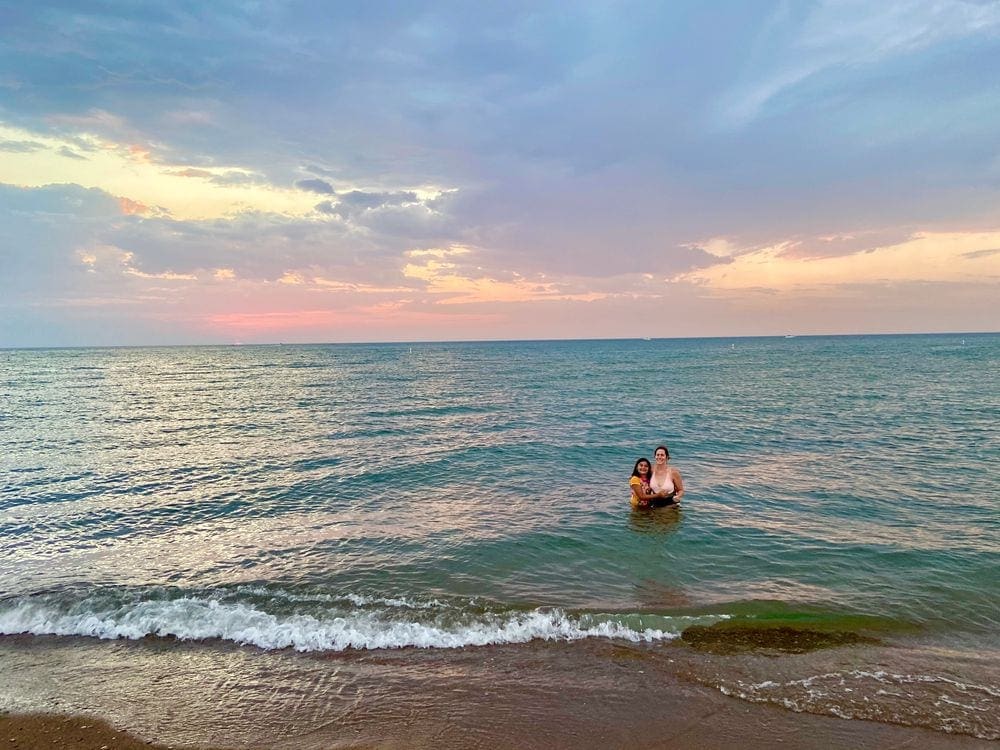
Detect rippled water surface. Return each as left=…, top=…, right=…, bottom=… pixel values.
left=1, top=335, right=998, bottom=740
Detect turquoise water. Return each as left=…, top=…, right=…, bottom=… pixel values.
left=1, top=334, right=998, bottom=738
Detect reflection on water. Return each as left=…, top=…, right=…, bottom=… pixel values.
left=628, top=506, right=682, bottom=536
left=631, top=578, right=691, bottom=608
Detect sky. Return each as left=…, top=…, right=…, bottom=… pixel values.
left=1, top=0, right=999, bottom=346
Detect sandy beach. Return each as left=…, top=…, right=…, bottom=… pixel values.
left=1, top=713, right=218, bottom=750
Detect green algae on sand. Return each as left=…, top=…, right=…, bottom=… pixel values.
left=680, top=623, right=881, bottom=654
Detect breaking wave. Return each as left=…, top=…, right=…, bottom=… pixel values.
left=0, top=587, right=724, bottom=652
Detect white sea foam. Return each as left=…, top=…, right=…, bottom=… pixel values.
left=0, top=596, right=684, bottom=652
left=233, top=585, right=449, bottom=610
left=711, top=668, right=1000, bottom=740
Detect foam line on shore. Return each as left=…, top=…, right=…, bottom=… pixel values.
left=712, top=668, right=1000, bottom=740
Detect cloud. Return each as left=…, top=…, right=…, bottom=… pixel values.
left=0, top=184, right=151, bottom=316
left=715, top=0, right=1000, bottom=128
left=319, top=189, right=422, bottom=220
left=401, top=244, right=610, bottom=304
left=169, top=168, right=215, bottom=179
left=0, top=181, right=120, bottom=219
left=2, top=3, right=999, bottom=344
left=0, top=122, right=323, bottom=220
left=962, top=247, right=1000, bottom=260
left=295, top=178, right=335, bottom=194
left=57, top=146, right=87, bottom=160
left=117, top=196, right=152, bottom=216
left=48, top=109, right=135, bottom=141
left=207, top=171, right=265, bottom=186
left=0, top=139, right=46, bottom=153
left=338, top=189, right=419, bottom=210
left=168, top=167, right=265, bottom=186
left=679, top=230, right=1000, bottom=291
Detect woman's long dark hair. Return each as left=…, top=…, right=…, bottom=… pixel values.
left=632, top=457, right=652, bottom=478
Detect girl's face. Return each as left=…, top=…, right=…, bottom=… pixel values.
left=655, top=449, right=667, bottom=463
left=637, top=461, right=650, bottom=475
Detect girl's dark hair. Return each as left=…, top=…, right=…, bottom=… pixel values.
left=654, top=445, right=670, bottom=459
left=632, top=457, right=652, bottom=478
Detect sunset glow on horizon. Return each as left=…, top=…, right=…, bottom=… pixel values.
left=2, top=2, right=999, bottom=346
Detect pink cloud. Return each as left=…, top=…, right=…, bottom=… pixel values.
left=118, top=196, right=151, bottom=215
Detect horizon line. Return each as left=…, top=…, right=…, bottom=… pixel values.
left=1, top=330, right=995, bottom=352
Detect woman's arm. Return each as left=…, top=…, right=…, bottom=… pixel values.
left=671, top=468, right=684, bottom=499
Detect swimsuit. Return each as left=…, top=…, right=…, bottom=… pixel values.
left=646, top=468, right=678, bottom=507
left=649, top=468, right=674, bottom=495
left=648, top=494, right=677, bottom=507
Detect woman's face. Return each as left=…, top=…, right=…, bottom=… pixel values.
left=637, top=461, right=650, bottom=475
left=655, top=449, right=667, bottom=463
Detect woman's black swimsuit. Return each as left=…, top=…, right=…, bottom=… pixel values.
left=648, top=492, right=677, bottom=508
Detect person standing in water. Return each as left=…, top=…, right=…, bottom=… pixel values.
left=649, top=444, right=683, bottom=506
left=629, top=457, right=657, bottom=508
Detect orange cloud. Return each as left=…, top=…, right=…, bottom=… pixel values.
left=402, top=246, right=606, bottom=304
left=679, top=230, right=1000, bottom=291
left=118, top=196, right=151, bottom=215
left=1, top=121, right=452, bottom=221
left=128, top=144, right=152, bottom=163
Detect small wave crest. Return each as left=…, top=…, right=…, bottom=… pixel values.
left=0, top=589, right=699, bottom=652
left=714, top=669, right=1000, bottom=740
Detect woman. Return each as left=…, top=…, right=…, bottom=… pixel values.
left=629, top=457, right=657, bottom=508
left=649, top=444, right=684, bottom=506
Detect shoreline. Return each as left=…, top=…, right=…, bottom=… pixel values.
left=2, top=701, right=994, bottom=750
left=1, top=636, right=996, bottom=750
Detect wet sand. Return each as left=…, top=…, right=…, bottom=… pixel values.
left=0, top=636, right=995, bottom=749
left=0, top=713, right=225, bottom=750
left=2, top=701, right=994, bottom=750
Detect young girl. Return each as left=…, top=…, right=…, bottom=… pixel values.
left=629, top=457, right=656, bottom=508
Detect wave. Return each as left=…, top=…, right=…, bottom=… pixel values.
left=714, top=669, right=1000, bottom=740
left=0, top=588, right=715, bottom=652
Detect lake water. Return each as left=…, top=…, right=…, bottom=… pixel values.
left=1, top=335, right=997, bottom=744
